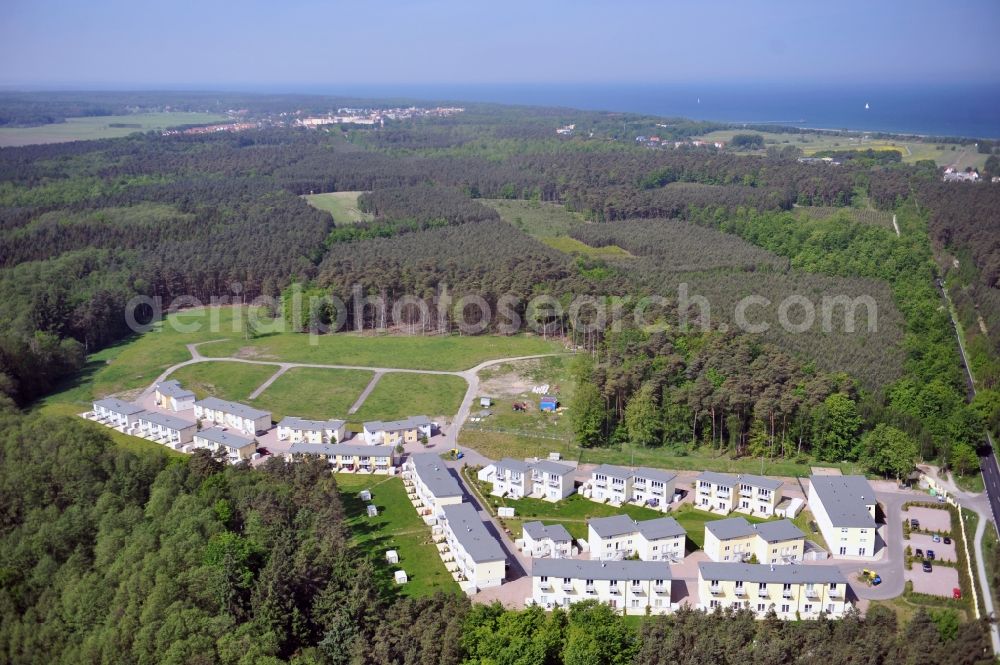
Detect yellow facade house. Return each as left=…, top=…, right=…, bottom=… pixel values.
left=699, top=562, right=850, bottom=619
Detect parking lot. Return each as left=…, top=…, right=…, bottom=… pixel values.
left=908, top=532, right=957, bottom=563
left=903, top=505, right=952, bottom=533
left=904, top=563, right=960, bottom=598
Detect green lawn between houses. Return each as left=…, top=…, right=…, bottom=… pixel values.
left=334, top=473, right=459, bottom=598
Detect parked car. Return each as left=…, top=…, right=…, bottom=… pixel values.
left=910, top=518, right=920, bottom=529
left=927, top=549, right=936, bottom=560
left=257, top=447, right=271, bottom=456
left=872, top=575, right=882, bottom=586
left=944, top=537, right=952, bottom=545
left=932, top=534, right=941, bottom=543
left=922, top=560, right=933, bottom=573
left=936, top=494, right=946, bottom=503
left=915, top=548, right=924, bottom=558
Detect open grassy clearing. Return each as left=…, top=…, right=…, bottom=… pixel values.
left=38, top=307, right=560, bottom=410
left=202, top=328, right=562, bottom=371
left=250, top=367, right=374, bottom=421
left=167, top=361, right=277, bottom=402
left=696, top=129, right=987, bottom=169
left=0, top=112, right=229, bottom=147
left=350, top=373, right=467, bottom=423
left=303, top=191, right=372, bottom=223
left=486, top=199, right=633, bottom=259
left=541, top=235, right=634, bottom=259
left=334, top=473, right=459, bottom=597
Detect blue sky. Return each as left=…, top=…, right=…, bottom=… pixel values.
left=1, top=0, right=998, bottom=88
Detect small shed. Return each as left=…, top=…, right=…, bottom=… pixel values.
left=539, top=396, right=559, bottom=412
left=366, top=504, right=378, bottom=517
left=477, top=464, right=496, bottom=482
left=480, top=397, right=493, bottom=407
left=394, top=570, right=408, bottom=584
left=359, top=489, right=372, bottom=502
left=498, top=506, right=516, bottom=518
left=386, top=549, right=399, bottom=564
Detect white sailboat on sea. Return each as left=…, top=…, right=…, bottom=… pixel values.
left=865, top=102, right=870, bottom=109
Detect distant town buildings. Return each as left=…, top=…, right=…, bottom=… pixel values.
left=943, top=167, right=981, bottom=182
left=296, top=106, right=464, bottom=128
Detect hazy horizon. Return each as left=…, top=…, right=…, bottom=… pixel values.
left=2, top=0, right=999, bottom=88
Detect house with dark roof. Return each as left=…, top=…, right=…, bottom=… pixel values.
left=91, top=398, right=145, bottom=428
left=588, top=515, right=686, bottom=562
left=491, top=458, right=576, bottom=502
left=134, top=410, right=197, bottom=447
left=283, top=442, right=397, bottom=473
left=586, top=465, right=678, bottom=510
left=193, top=427, right=257, bottom=464
left=531, top=558, right=672, bottom=614
left=153, top=380, right=195, bottom=412
left=808, top=475, right=877, bottom=558
left=194, top=397, right=271, bottom=436
left=403, top=453, right=465, bottom=522
left=277, top=416, right=347, bottom=444
left=362, top=416, right=432, bottom=446
left=522, top=521, right=574, bottom=558
left=703, top=517, right=804, bottom=564
left=694, top=471, right=783, bottom=517
left=441, top=502, right=506, bottom=593
left=699, top=562, right=850, bottom=619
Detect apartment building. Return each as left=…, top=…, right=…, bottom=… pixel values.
left=194, top=397, right=272, bottom=436
left=193, top=428, right=257, bottom=464
left=284, top=442, right=397, bottom=473
left=630, top=467, right=678, bottom=509
left=698, top=562, right=850, bottom=619
left=153, top=380, right=196, bottom=412
left=492, top=458, right=576, bottom=502
left=587, top=465, right=677, bottom=509
left=403, top=453, right=465, bottom=521
left=134, top=410, right=197, bottom=447
left=588, top=514, right=686, bottom=562
left=808, top=475, right=878, bottom=558
left=589, top=464, right=632, bottom=504
left=529, top=460, right=575, bottom=501
left=362, top=416, right=432, bottom=446
left=492, top=458, right=532, bottom=498
left=91, top=398, right=145, bottom=428
left=703, top=517, right=804, bottom=564
left=276, top=417, right=347, bottom=444
left=531, top=559, right=672, bottom=615
left=695, top=471, right=782, bottom=516
left=440, top=502, right=506, bottom=593
left=522, top=521, right=574, bottom=559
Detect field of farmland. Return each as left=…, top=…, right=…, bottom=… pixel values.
left=0, top=112, right=230, bottom=147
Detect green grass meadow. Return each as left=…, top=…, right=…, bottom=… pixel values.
left=350, top=373, right=467, bottom=423
left=303, top=191, right=373, bottom=223
left=250, top=367, right=375, bottom=421
left=167, top=361, right=277, bottom=402
left=334, top=474, right=458, bottom=597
